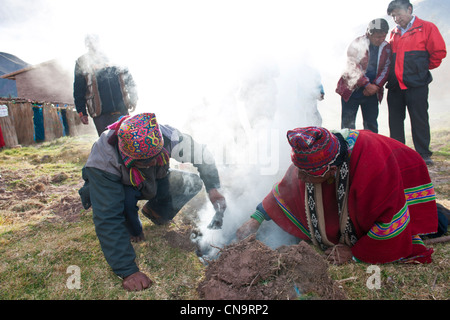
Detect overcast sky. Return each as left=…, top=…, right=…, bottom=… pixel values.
left=1, top=0, right=401, bottom=64
left=1, top=0, right=442, bottom=130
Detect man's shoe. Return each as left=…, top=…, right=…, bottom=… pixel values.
left=422, top=156, right=434, bottom=166
left=437, top=203, right=450, bottom=223
left=142, top=204, right=169, bottom=225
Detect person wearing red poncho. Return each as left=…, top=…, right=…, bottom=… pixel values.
left=236, top=127, right=438, bottom=265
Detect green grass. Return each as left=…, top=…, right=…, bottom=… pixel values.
left=0, top=200, right=204, bottom=300
left=327, top=243, right=450, bottom=299
left=0, top=132, right=449, bottom=300
left=0, top=135, right=204, bottom=299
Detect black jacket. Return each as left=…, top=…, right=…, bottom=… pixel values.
left=73, top=53, right=138, bottom=116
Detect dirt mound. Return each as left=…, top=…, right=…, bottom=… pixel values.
left=198, top=235, right=346, bottom=300
left=163, top=226, right=198, bottom=252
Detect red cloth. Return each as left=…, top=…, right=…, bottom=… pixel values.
left=263, top=130, right=437, bottom=264
left=335, top=35, right=391, bottom=103
left=0, top=123, right=5, bottom=148
left=287, top=127, right=340, bottom=176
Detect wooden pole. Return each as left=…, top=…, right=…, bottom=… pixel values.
left=424, top=235, right=450, bottom=245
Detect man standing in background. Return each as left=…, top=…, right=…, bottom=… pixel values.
left=73, top=34, right=138, bottom=136
left=336, top=18, right=391, bottom=134
left=386, top=0, right=446, bottom=165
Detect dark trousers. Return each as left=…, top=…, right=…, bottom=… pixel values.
left=387, top=85, right=431, bottom=157
left=126, top=169, right=203, bottom=230
left=93, top=112, right=128, bottom=136
left=341, top=94, right=379, bottom=133
left=142, top=169, right=203, bottom=223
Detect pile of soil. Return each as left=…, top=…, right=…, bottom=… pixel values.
left=198, top=235, right=347, bottom=300
left=163, top=226, right=198, bottom=252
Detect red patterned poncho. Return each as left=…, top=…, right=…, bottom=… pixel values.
left=262, top=130, right=437, bottom=264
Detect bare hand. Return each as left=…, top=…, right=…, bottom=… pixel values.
left=363, top=83, right=379, bottom=96
left=130, top=232, right=146, bottom=243
left=79, top=114, right=89, bottom=125
left=122, top=271, right=153, bottom=291
left=324, top=244, right=353, bottom=265
left=236, top=218, right=261, bottom=241
left=208, top=188, right=227, bottom=213
left=208, top=210, right=224, bottom=229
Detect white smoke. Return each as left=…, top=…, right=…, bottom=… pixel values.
left=188, top=53, right=328, bottom=258
left=3, top=0, right=447, bottom=255
left=340, top=37, right=370, bottom=89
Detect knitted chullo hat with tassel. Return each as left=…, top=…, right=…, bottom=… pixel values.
left=287, top=127, right=340, bottom=177
left=108, top=113, right=169, bottom=186
left=117, top=113, right=168, bottom=167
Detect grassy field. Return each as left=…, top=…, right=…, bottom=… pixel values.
left=0, top=131, right=448, bottom=300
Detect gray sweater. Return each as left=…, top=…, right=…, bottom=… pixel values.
left=83, top=124, right=221, bottom=277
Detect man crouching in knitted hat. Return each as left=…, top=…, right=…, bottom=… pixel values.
left=236, top=127, right=442, bottom=266
left=79, top=113, right=226, bottom=291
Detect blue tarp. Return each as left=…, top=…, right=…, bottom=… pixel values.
left=57, top=107, right=69, bottom=137
left=32, top=106, right=45, bottom=141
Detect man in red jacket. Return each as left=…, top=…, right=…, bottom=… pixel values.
left=386, top=0, right=446, bottom=165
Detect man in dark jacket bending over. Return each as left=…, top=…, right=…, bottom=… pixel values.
left=79, top=113, right=226, bottom=291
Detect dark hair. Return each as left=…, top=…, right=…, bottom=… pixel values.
left=330, top=133, right=349, bottom=167
left=367, top=18, right=390, bottom=34
left=387, top=0, right=413, bottom=15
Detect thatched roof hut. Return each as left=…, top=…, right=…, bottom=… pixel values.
left=1, top=59, right=74, bottom=105
left=0, top=58, right=96, bottom=148
left=0, top=99, right=94, bottom=148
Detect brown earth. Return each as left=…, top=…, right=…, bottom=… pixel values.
left=197, top=234, right=347, bottom=300
left=163, top=225, right=199, bottom=252
left=1, top=142, right=448, bottom=300
left=0, top=168, right=84, bottom=224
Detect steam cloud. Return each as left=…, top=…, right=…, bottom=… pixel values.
left=186, top=54, right=327, bottom=259
left=2, top=0, right=448, bottom=257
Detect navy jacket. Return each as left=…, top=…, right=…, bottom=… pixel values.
left=73, top=53, right=138, bottom=116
